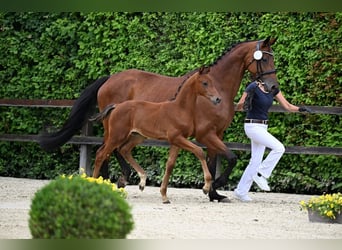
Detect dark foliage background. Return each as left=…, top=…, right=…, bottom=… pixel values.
left=0, top=12, right=341, bottom=194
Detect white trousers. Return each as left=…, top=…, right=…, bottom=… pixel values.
left=235, top=123, right=285, bottom=195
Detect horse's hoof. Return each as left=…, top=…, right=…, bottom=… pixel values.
left=218, top=197, right=230, bottom=203
left=209, top=190, right=228, bottom=202
left=117, top=177, right=128, bottom=188
left=139, top=185, right=145, bottom=191
left=162, top=200, right=171, bottom=204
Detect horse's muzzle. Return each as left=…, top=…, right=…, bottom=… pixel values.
left=263, top=78, right=279, bottom=93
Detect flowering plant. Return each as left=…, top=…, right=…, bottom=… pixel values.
left=61, top=170, right=127, bottom=198
left=300, top=193, right=342, bottom=219
left=29, top=170, right=133, bottom=238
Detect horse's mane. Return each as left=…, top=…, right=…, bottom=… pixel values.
left=209, top=40, right=252, bottom=67
left=170, top=40, right=253, bottom=101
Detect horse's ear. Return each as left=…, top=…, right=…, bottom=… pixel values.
left=199, top=66, right=210, bottom=75
left=269, top=37, right=277, bottom=45
left=262, top=37, right=270, bottom=47
left=262, top=37, right=277, bottom=47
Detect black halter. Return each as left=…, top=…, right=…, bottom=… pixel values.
left=246, top=40, right=277, bottom=80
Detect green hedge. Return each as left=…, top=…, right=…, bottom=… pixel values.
left=0, top=12, right=341, bottom=194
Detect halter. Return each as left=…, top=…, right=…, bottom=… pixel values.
left=246, top=40, right=277, bottom=80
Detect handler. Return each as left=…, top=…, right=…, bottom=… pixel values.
left=234, top=80, right=311, bottom=202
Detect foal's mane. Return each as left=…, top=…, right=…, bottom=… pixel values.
left=169, top=72, right=194, bottom=101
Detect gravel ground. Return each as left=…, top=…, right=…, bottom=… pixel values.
left=0, top=176, right=341, bottom=239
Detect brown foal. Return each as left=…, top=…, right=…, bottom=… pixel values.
left=91, top=67, right=221, bottom=203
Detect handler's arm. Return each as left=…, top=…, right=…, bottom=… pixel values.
left=274, top=91, right=299, bottom=112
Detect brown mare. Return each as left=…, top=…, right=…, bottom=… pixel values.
left=90, top=68, right=221, bottom=203
left=39, top=37, right=279, bottom=202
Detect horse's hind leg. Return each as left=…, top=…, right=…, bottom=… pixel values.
left=160, top=145, right=180, bottom=204
left=119, top=134, right=147, bottom=191
left=113, top=149, right=132, bottom=188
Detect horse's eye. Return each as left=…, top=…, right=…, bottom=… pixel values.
left=202, top=82, right=208, bottom=87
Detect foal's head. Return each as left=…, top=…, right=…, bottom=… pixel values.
left=192, top=66, right=221, bottom=105
left=245, top=37, right=279, bottom=93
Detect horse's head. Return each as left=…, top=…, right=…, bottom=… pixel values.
left=196, top=66, right=221, bottom=105
left=246, top=37, right=279, bottom=93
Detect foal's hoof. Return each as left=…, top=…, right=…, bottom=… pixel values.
left=209, top=190, right=229, bottom=203
left=202, top=188, right=210, bottom=195
left=162, top=200, right=171, bottom=204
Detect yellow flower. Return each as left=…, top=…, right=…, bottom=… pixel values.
left=326, top=210, right=335, bottom=219
left=86, top=177, right=96, bottom=183
left=95, top=176, right=104, bottom=184
left=300, top=192, right=342, bottom=220
left=59, top=172, right=127, bottom=198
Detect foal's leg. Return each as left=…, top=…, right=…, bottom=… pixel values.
left=160, top=145, right=180, bottom=204
left=172, top=137, right=212, bottom=194
left=94, top=119, right=129, bottom=179
left=119, top=134, right=147, bottom=191
left=94, top=143, right=116, bottom=178
left=98, top=119, right=110, bottom=179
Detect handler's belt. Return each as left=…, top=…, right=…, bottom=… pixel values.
left=244, top=119, right=268, bottom=125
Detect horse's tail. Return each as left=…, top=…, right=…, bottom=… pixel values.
left=89, top=104, right=116, bottom=122
left=38, top=76, right=110, bottom=151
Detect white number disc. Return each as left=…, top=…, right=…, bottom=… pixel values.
left=253, top=50, right=263, bottom=60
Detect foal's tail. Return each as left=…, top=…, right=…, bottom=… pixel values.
left=38, top=76, right=110, bottom=151
left=89, top=104, right=116, bottom=122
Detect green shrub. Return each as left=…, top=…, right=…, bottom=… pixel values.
left=0, top=12, right=341, bottom=194
left=29, top=175, right=134, bottom=239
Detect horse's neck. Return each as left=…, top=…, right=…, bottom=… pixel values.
left=209, top=45, right=248, bottom=100
left=173, top=79, right=198, bottom=111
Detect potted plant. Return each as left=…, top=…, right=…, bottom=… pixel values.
left=300, top=193, right=342, bottom=224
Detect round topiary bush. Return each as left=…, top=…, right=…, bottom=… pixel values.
left=29, top=174, right=134, bottom=239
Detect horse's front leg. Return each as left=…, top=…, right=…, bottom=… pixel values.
left=206, top=151, right=228, bottom=202
left=160, top=146, right=180, bottom=204
left=198, top=133, right=237, bottom=202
